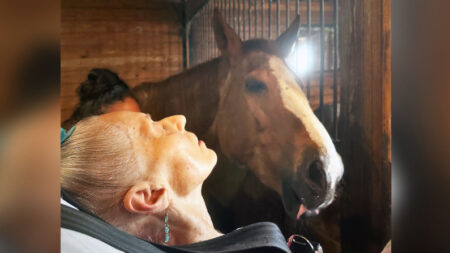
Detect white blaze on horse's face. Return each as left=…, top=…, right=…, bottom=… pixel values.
left=267, top=56, right=344, bottom=211
left=217, top=52, right=343, bottom=218
left=212, top=9, right=343, bottom=219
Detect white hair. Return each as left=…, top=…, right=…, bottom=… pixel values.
left=61, top=116, right=142, bottom=215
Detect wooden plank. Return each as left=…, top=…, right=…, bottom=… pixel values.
left=62, top=9, right=180, bottom=22
left=61, top=0, right=184, bottom=123
left=61, top=22, right=182, bottom=35
left=62, top=0, right=182, bottom=9
left=339, top=0, right=391, bottom=252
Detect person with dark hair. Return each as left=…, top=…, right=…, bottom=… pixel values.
left=62, top=69, right=140, bottom=129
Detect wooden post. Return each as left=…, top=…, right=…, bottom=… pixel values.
left=339, top=0, right=391, bottom=252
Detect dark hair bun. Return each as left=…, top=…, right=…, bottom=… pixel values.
left=78, top=68, right=128, bottom=102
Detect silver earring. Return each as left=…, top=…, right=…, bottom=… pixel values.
left=164, top=210, right=170, bottom=243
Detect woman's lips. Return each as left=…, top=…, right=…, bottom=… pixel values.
left=198, top=140, right=204, bottom=146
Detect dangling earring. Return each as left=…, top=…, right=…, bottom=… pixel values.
left=164, top=209, right=170, bottom=244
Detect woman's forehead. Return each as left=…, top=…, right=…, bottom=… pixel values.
left=99, top=111, right=147, bottom=123
left=96, top=112, right=165, bottom=141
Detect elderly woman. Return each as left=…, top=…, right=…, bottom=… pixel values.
left=61, top=111, right=305, bottom=252
left=61, top=111, right=221, bottom=246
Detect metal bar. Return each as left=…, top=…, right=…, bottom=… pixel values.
left=276, top=0, right=280, bottom=36
left=182, top=1, right=189, bottom=69
left=218, top=0, right=221, bottom=56
left=243, top=0, right=246, bottom=40
left=248, top=0, right=251, bottom=39
left=213, top=2, right=216, bottom=57
left=333, top=0, right=339, bottom=139
left=262, top=0, right=265, bottom=38
left=204, top=7, right=207, bottom=62
left=200, top=10, right=203, bottom=63
left=206, top=4, right=209, bottom=60
left=268, top=0, right=272, bottom=39
left=213, top=1, right=217, bottom=57
left=187, top=21, right=192, bottom=67
left=197, top=10, right=200, bottom=63
left=319, top=0, right=325, bottom=121
left=306, top=0, right=311, bottom=98
left=206, top=5, right=208, bottom=60
left=233, top=0, right=236, bottom=29
left=286, top=0, right=289, bottom=27
left=225, top=0, right=227, bottom=20
left=210, top=1, right=213, bottom=57
left=254, top=0, right=257, bottom=38
left=206, top=3, right=214, bottom=60
left=238, top=0, right=241, bottom=36
left=296, top=0, right=299, bottom=14
left=207, top=4, right=211, bottom=60
left=228, top=0, right=231, bottom=22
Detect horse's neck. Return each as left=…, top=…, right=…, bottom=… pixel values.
left=134, top=57, right=225, bottom=140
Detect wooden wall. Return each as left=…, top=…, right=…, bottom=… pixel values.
left=61, top=0, right=184, bottom=122
left=339, top=0, right=391, bottom=252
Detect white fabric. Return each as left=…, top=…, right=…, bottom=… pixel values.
left=61, top=228, right=124, bottom=253
left=60, top=198, right=124, bottom=252
left=60, top=198, right=78, bottom=210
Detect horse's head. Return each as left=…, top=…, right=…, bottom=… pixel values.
left=211, top=10, right=343, bottom=219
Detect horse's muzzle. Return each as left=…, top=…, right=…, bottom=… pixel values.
left=281, top=159, right=335, bottom=219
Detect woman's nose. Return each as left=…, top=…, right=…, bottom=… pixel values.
left=162, top=115, right=186, bottom=132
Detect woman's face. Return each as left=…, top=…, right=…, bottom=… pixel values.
left=105, top=96, right=141, bottom=113
left=100, top=111, right=217, bottom=196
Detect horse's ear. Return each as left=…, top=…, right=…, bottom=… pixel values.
left=213, top=8, right=242, bottom=56
left=275, top=15, right=301, bottom=58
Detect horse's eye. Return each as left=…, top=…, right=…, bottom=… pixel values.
left=245, top=79, right=267, bottom=93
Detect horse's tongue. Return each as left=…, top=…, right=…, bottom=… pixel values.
left=296, top=204, right=307, bottom=219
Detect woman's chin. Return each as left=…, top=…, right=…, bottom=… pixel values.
left=210, top=150, right=218, bottom=166
left=203, top=154, right=217, bottom=179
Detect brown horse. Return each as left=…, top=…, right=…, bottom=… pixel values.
left=133, top=10, right=343, bottom=239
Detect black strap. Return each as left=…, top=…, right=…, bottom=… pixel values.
left=61, top=205, right=291, bottom=253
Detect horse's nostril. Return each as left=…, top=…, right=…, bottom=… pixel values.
left=308, top=160, right=325, bottom=187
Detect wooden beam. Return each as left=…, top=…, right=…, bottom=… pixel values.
left=339, top=0, right=391, bottom=252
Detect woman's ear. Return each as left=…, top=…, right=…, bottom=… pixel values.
left=123, top=182, right=168, bottom=214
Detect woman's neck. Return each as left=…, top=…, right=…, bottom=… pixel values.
left=166, top=187, right=222, bottom=245
left=104, top=186, right=221, bottom=245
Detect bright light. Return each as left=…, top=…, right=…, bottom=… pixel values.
left=286, top=39, right=314, bottom=76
